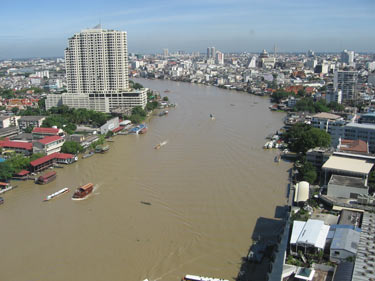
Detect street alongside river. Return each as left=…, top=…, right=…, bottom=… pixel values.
left=0, top=79, right=290, bottom=281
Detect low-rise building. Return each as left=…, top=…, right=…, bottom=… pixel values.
left=330, top=228, right=360, bottom=263
left=294, top=181, right=310, bottom=206
left=327, top=175, right=368, bottom=199
left=18, top=116, right=45, bottom=130
left=32, top=127, right=63, bottom=139
left=322, top=155, right=374, bottom=185
left=0, top=140, right=33, bottom=155
left=33, top=136, right=65, bottom=155
left=306, top=147, right=332, bottom=168
left=45, top=89, right=147, bottom=113
left=344, top=122, right=375, bottom=153
left=311, top=112, right=346, bottom=147
left=290, top=219, right=330, bottom=256
left=0, top=116, right=11, bottom=128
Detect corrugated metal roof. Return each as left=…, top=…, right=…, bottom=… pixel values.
left=333, top=262, right=354, bottom=281
left=322, top=156, right=374, bottom=175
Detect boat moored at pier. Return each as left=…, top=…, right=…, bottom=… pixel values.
left=72, top=183, right=94, bottom=200
left=129, top=124, right=147, bottom=134
left=35, top=171, right=57, bottom=185
left=95, top=145, right=109, bottom=153
left=0, top=182, right=14, bottom=194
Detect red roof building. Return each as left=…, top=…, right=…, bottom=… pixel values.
left=0, top=140, right=33, bottom=155
left=38, top=136, right=63, bottom=145
left=33, top=136, right=65, bottom=155
left=30, top=152, right=76, bottom=172
left=338, top=139, right=369, bottom=154
left=32, top=127, right=60, bottom=135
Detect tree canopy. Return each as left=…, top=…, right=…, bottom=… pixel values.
left=284, top=123, right=331, bottom=154
left=61, top=141, right=83, bottom=154
left=271, top=90, right=293, bottom=103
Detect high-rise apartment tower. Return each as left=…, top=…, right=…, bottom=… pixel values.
left=65, top=25, right=129, bottom=93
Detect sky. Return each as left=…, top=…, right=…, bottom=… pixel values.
left=0, top=0, right=374, bottom=59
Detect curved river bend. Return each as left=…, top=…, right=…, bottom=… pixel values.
left=0, top=79, right=290, bottom=281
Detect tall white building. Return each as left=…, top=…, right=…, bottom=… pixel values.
left=46, top=25, right=147, bottom=113
left=215, top=51, right=224, bottom=65
left=334, top=70, right=358, bottom=101
left=65, top=25, right=129, bottom=93
left=341, top=50, right=354, bottom=66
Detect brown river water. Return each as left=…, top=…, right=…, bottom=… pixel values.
left=0, top=79, right=290, bottom=281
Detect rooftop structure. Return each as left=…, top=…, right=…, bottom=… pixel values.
left=330, top=228, right=360, bottom=263
left=352, top=212, right=375, bottom=281
left=338, top=209, right=363, bottom=227
left=294, top=181, right=309, bottom=204
left=338, top=139, right=369, bottom=154
left=290, top=219, right=330, bottom=253
left=322, top=155, right=373, bottom=185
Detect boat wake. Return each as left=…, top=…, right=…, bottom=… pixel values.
left=154, top=140, right=168, bottom=149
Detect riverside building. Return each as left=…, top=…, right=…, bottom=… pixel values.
left=46, top=25, right=147, bottom=113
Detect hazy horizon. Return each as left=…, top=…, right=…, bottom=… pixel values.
left=1, top=0, right=374, bottom=59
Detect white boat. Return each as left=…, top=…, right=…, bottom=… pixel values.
left=0, top=183, right=14, bottom=194
left=43, top=187, right=69, bottom=201
left=182, top=274, right=229, bottom=281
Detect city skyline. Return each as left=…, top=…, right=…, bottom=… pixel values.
left=1, top=0, right=374, bottom=59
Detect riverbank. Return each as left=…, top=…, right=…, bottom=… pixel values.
left=0, top=78, right=290, bottom=281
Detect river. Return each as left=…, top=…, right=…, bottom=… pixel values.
left=0, top=79, right=290, bottom=281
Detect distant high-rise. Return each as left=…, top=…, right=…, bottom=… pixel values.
left=207, top=46, right=216, bottom=59
left=211, top=47, right=216, bottom=59
left=334, top=70, right=358, bottom=101
left=65, top=25, right=129, bottom=93
left=215, top=51, right=224, bottom=65
left=163, top=48, right=169, bottom=57
left=341, top=50, right=354, bottom=66
left=307, top=50, right=315, bottom=57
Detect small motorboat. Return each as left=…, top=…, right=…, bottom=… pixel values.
left=82, top=151, right=94, bottom=159
left=154, top=141, right=167, bottom=150
left=0, top=197, right=4, bottom=205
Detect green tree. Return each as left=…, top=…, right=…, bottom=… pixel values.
left=162, top=96, right=169, bottom=102
left=146, top=101, right=158, bottom=111
left=0, top=162, right=13, bottom=181
left=11, top=107, right=19, bottom=114
left=129, top=114, right=143, bottom=124
left=328, top=102, right=345, bottom=112
left=29, top=153, right=45, bottom=162
left=38, top=98, right=46, bottom=110
left=297, top=89, right=305, bottom=97
left=298, top=161, right=317, bottom=184
left=61, top=141, right=83, bottom=154
left=24, top=126, right=34, bottom=133
left=284, top=123, right=331, bottom=154
left=271, top=90, right=293, bottom=103
left=105, top=131, right=114, bottom=138
left=132, top=106, right=147, bottom=117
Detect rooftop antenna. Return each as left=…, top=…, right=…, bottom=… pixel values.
left=93, top=20, right=101, bottom=29
left=274, top=44, right=277, bottom=58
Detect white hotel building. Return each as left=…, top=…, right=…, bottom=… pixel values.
left=46, top=26, right=147, bottom=113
